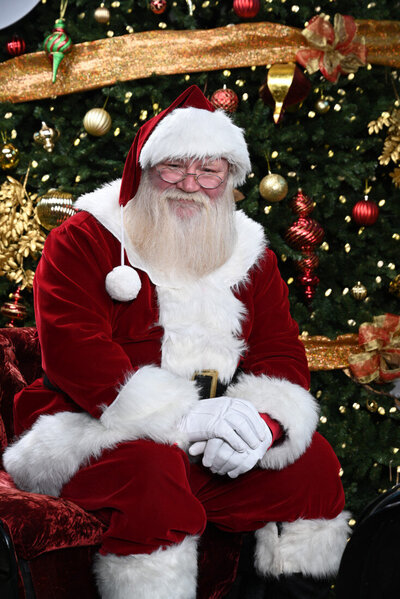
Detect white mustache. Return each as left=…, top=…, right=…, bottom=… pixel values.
left=161, top=187, right=210, bottom=206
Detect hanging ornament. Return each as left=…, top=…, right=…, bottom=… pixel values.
left=351, top=281, right=368, bottom=300
left=259, top=63, right=311, bottom=124
left=6, top=34, right=26, bottom=57
left=351, top=181, right=379, bottom=226
left=150, top=0, right=167, bottom=14
left=284, top=189, right=324, bottom=303
left=210, top=86, right=239, bottom=113
left=259, top=172, right=288, bottom=202
left=389, top=274, right=400, bottom=299
left=94, top=3, right=110, bottom=23
left=0, top=287, right=27, bottom=328
left=83, top=107, right=112, bottom=136
left=36, top=189, right=78, bottom=231
left=0, top=133, right=20, bottom=171
left=43, top=0, right=73, bottom=83
left=314, top=95, right=330, bottom=114
left=33, top=121, right=60, bottom=152
left=233, top=0, right=260, bottom=19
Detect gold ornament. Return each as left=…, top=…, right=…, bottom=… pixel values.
left=351, top=281, right=368, bottom=300
left=259, top=172, right=288, bottom=202
left=83, top=107, right=112, bottom=136
left=389, top=273, right=400, bottom=298
left=368, top=102, right=400, bottom=187
left=36, top=189, right=77, bottom=231
left=0, top=172, right=47, bottom=289
left=33, top=121, right=60, bottom=152
left=266, top=62, right=296, bottom=124
left=315, top=97, right=330, bottom=114
left=94, top=4, right=110, bottom=23
left=0, top=141, right=20, bottom=170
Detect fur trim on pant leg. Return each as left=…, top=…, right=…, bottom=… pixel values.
left=94, top=536, right=198, bottom=599
left=254, top=512, right=351, bottom=579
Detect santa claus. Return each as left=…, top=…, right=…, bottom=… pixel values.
left=4, top=86, right=349, bottom=599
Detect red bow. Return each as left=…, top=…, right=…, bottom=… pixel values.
left=296, top=13, right=367, bottom=83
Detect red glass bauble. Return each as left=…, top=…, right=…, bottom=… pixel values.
left=210, top=88, right=239, bottom=113
left=285, top=217, right=324, bottom=250
left=351, top=198, right=379, bottom=226
left=233, top=0, right=260, bottom=18
left=150, top=0, right=167, bottom=14
left=290, top=189, right=314, bottom=217
left=296, top=253, right=319, bottom=273
left=6, top=34, right=26, bottom=57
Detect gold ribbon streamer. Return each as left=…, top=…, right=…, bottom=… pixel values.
left=300, top=333, right=358, bottom=371
left=0, top=20, right=399, bottom=104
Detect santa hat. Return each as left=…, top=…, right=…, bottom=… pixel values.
left=106, top=85, right=251, bottom=302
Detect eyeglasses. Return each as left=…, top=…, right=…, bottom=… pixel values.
left=156, top=166, right=227, bottom=189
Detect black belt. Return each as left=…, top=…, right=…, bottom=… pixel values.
left=192, top=369, right=241, bottom=399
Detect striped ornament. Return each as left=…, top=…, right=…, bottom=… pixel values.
left=43, top=18, right=73, bottom=83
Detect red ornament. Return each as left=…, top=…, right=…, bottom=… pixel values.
left=6, top=34, right=26, bottom=57
left=352, top=196, right=379, bottom=226
left=0, top=287, right=27, bottom=327
left=150, top=0, right=167, bottom=14
left=233, top=0, right=260, bottom=18
left=210, top=88, right=239, bottom=113
left=284, top=189, right=324, bottom=303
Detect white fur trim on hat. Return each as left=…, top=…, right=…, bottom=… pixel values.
left=139, top=107, right=251, bottom=186
left=105, top=265, right=141, bottom=301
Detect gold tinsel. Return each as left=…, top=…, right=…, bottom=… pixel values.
left=368, top=104, right=400, bottom=187
left=0, top=174, right=47, bottom=289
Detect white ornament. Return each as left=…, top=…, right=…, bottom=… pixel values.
left=105, top=265, right=141, bottom=301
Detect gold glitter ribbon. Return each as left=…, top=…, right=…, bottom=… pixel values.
left=347, top=314, right=400, bottom=383
left=1, top=20, right=399, bottom=104
left=300, top=333, right=359, bottom=371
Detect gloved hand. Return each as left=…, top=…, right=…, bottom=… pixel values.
left=179, top=396, right=268, bottom=453
left=189, top=423, right=272, bottom=478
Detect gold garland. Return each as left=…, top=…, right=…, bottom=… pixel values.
left=0, top=20, right=399, bottom=104
left=0, top=175, right=46, bottom=289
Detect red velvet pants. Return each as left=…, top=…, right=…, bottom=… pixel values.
left=61, top=432, right=345, bottom=557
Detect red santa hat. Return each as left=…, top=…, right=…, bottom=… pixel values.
left=118, top=84, right=251, bottom=206
left=106, top=85, right=251, bottom=302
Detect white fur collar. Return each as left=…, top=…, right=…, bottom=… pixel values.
left=75, top=179, right=266, bottom=288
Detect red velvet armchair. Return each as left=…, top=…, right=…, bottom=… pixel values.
left=0, top=327, right=244, bottom=599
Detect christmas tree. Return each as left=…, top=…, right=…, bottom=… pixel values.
left=0, top=0, right=399, bottom=520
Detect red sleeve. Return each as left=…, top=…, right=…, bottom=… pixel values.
left=239, top=249, right=310, bottom=390
left=260, top=413, right=284, bottom=447
left=34, top=213, right=135, bottom=418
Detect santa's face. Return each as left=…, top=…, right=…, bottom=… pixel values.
left=148, top=157, right=229, bottom=219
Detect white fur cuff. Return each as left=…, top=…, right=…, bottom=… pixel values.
left=100, top=365, right=199, bottom=447
left=227, top=373, right=319, bottom=470
left=254, top=512, right=352, bottom=578
left=94, top=536, right=198, bottom=599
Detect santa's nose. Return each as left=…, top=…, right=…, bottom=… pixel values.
left=175, top=173, right=201, bottom=193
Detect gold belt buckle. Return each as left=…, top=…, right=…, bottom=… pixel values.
left=192, top=369, right=219, bottom=398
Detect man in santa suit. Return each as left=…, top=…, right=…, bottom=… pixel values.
left=4, top=86, right=349, bottom=599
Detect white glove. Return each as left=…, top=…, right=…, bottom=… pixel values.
left=179, top=396, right=268, bottom=452
left=189, top=424, right=272, bottom=478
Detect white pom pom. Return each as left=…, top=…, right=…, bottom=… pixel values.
left=105, top=265, right=141, bottom=301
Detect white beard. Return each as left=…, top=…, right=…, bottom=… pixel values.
left=124, top=172, right=237, bottom=280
